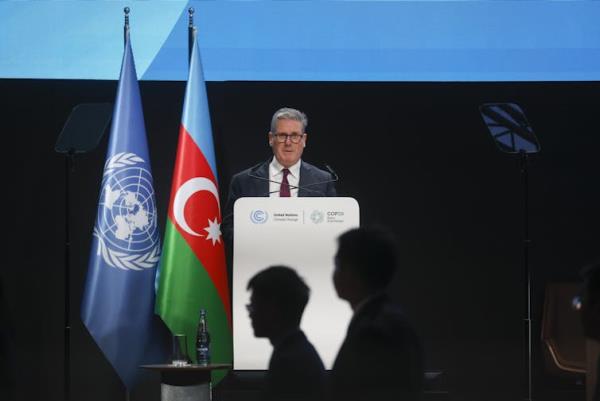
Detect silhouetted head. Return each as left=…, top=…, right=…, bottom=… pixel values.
left=247, top=265, right=310, bottom=340
left=333, top=226, right=398, bottom=307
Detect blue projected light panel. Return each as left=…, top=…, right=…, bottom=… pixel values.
left=0, top=1, right=599, bottom=81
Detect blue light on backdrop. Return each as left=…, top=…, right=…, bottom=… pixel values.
left=1, top=1, right=599, bottom=82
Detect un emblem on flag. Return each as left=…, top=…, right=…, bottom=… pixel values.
left=93, top=152, right=160, bottom=271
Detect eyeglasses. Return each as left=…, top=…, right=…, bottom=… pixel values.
left=272, top=133, right=304, bottom=144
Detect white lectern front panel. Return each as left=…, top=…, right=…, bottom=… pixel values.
left=233, top=197, right=359, bottom=370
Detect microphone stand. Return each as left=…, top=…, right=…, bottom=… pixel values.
left=222, top=163, right=339, bottom=240
left=247, top=171, right=322, bottom=195
left=246, top=163, right=339, bottom=196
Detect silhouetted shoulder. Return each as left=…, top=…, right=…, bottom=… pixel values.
left=332, top=294, right=423, bottom=401
left=265, top=330, right=325, bottom=401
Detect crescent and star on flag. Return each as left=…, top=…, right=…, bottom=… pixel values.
left=172, top=176, right=222, bottom=245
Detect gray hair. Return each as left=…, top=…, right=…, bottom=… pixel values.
left=270, top=107, right=308, bottom=133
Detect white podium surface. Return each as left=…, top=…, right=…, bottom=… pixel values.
left=233, top=197, right=359, bottom=370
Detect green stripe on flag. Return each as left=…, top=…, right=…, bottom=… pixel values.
left=156, top=220, right=232, bottom=383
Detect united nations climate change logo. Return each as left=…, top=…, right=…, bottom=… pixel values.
left=250, top=209, right=268, bottom=224
left=310, top=209, right=324, bottom=224
left=94, top=152, right=160, bottom=271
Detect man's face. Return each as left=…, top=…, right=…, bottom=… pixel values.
left=269, top=119, right=307, bottom=168
left=247, top=293, right=275, bottom=338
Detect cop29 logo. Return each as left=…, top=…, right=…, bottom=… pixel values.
left=310, top=209, right=324, bottom=224
left=250, top=209, right=268, bottom=224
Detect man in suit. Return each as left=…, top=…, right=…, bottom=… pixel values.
left=222, top=107, right=336, bottom=241
left=247, top=265, right=326, bottom=401
left=331, top=227, right=424, bottom=401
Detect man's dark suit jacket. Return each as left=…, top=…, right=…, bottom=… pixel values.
left=330, top=293, right=424, bottom=401
left=263, top=329, right=326, bottom=401
left=222, top=159, right=337, bottom=241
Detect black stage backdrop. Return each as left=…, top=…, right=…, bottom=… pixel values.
left=1, top=79, right=598, bottom=401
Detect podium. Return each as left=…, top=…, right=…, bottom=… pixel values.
left=232, top=197, right=359, bottom=370
left=141, top=364, right=231, bottom=401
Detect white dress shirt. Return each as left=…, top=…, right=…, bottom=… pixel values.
left=269, top=157, right=301, bottom=197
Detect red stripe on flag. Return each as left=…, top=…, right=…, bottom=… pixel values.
left=167, top=125, right=231, bottom=326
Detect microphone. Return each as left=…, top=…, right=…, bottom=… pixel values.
left=246, top=166, right=323, bottom=195
left=246, top=162, right=339, bottom=195
left=222, top=162, right=339, bottom=241
left=324, top=163, right=339, bottom=181
left=293, top=162, right=339, bottom=191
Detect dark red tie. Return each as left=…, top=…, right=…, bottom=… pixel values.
left=280, top=168, right=291, bottom=197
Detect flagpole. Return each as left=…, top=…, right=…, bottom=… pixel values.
left=123, top=10, right=132, bottom=401
left=188, top=7, right=194, bottom=64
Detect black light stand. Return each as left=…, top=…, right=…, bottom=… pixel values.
left=479, top=102, right=541, bottom=401
left=54, top=103, right=112, bottom=401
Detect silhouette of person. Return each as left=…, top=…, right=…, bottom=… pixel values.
left=331, top=226, right=424, bottom=401
left=581, top=262, right=600, bottom=401
left=247, top=265, right=325, bottom=401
